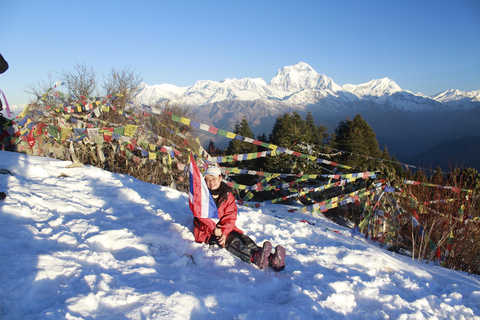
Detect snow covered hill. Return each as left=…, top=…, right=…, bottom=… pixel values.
left=1, top=151, right=479, bottom=319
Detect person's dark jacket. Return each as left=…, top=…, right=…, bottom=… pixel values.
left=0, top=54, right=8, bottom=74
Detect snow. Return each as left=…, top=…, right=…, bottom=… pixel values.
left=342, top=78, right=403, bottom=99
left=133, top=62, right=479, bottom=113
left=432, top=89, right=480, bottom=104
left=269, top=62, right=342, bottom=94
left=1, top=150, right=479, bottom=319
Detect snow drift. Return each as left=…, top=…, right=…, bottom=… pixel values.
left=0, top=151, right=479, bottom=319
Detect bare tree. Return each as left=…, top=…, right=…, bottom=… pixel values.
left=25, top=72, right=58, bottom=106
left=61, top=63, right=97, bottom=101
left=102, top=67, right=142, bottom=111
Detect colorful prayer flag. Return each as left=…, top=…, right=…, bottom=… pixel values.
left=189, top=153, right=219, bottom=219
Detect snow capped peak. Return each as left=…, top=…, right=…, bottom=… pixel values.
left=269, top=62, right=341, bottom=93
left=368, top=77, right=402, bottom=94
left=343, top=77, right=402, bottom=98
left=134, top=63, right=479, bottom=112
left=134, top=82, right=188, bottom=105
left=275, top=61, right=316, bottom=75
left=432, top=89, right=480, bottom=103
left=220, top=77, right=268, bottom=90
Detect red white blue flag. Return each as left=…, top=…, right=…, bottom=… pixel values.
left=189, top=153, right=219, bottom=219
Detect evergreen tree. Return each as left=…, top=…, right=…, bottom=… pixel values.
left=266, top=111, right=321, bottom=173
left=256, top=132, right=268, bottom=145
left=413, top=170, right=428, bottom=183
left=305, top=111, right=321, bottom=145
left=379, top=144, right=395, bottom=181
left=266, top=113, right=295, bottom=172
left=225, top=116, right=257, bottom=156
left=222, top=116, right=258, bottom=187
left=391, top=155, right=406, bottom=178
left=431, top=166, right=444, bottom=184
left=331, top=114, right=382, bottom=170
left=207, top=140, right=215, bottom=154
left=206, top=140, right=222, bottom=157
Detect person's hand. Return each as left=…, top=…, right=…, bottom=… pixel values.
left=213, top=225, right=226, bottom=247
left=217, top=233, right=226, bottom=247
left=213, top=225, right=222, bottom=237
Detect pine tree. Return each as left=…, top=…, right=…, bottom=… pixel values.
left=431, top=166, right=444, bottom=184
left=391, top=155, right=406, bottom=178
left=305, top=111, right=321, bottom=145
left=331, top=114, right=382, bottom=170
left=225, top=116, right=257, bottom=156
left=413, top=170, right=428, bottom=183
left=266, top=111, right=321, bottom=173
left=256, top=132, right=268, bottom=145
left=206, top=140, right=222, bottom=157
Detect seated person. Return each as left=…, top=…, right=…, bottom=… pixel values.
left=193, top=166, right=286, bottom=271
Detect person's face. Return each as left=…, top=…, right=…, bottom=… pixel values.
left=205, top=175, right=222, bottom=191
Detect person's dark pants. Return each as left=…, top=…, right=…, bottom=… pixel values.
left=209, top=231, right=260, bottom=263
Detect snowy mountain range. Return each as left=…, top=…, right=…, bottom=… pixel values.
left=138, top=62, right=480, bottom=167
left=136, top=62, right=479, bottom=113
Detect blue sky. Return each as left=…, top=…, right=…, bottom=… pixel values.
left=1, top=0, right=479, bottom=105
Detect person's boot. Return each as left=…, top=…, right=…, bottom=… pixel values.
left=269, top=245, right=286, bottom=272
left=252, top=241, right=272, bottom=269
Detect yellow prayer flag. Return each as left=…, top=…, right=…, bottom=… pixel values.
left=102, top=105, right=110, bottom=112
left=358, top=218, right=368, bottom=230
left=61, top=127, right=72, bottom=140
left=149, top=152, right=157, bottom=160
left=149, top=144, right=156, bottom=152
left=180, top=117, right=191, bottom=125
left=226, top=132, right=236, bottom=139
left=124, top=124, right=138, bottom=137
left=18, top=105, right=31, bottom=119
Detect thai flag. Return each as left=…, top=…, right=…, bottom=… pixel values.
left=189, top=153, right=219, bottom=219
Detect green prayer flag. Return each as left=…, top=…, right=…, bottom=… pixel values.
left=114, top=127, right=125, bottom=135
left=217, top=129, right=228, bottom=137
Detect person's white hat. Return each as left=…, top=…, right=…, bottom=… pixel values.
left=205, top=166, right=222, bottom=177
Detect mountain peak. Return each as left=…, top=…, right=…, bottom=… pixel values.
left=433, top=88, right=480, bottom=103
left=269, top=62, right=340, bottom=93
left=343, top=77, right=402, bottom=98
left=367, top=77, right=402, bottom=93
left=134, top=63, right=479, bottom=112
left=280, top=61, right=316, bottom=73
